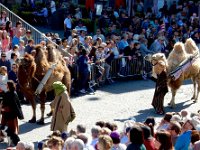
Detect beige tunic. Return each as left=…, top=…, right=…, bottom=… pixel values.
left=50, top=91, right=75, bottom=132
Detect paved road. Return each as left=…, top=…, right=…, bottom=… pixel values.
left=0, top=78, right=199, bottom=149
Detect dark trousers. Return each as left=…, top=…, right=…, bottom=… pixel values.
left=79, top=71, right=89, bottom=90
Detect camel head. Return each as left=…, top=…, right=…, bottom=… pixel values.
left=146, top=53, right=168, bottom=76
left=185, top=38, right=199, bottom=55
left=151, top=53, right=167, bottom=66
left=19, top=54, right=35, bottom=69
left=18, top=54, right=36, bottom=83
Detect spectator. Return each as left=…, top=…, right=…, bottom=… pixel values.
left=167, top=121, right=181, bottom=146
left=12, top=29, right=22, bottom=48
left=63, top=137, right=75, bottom=150
left=126, top=125, right=146, bottom=150
left=97, top=135, right=113, bottom=150
left=76, top=124, right=86, bottom=134
left=24, top=39, right=34, bottom=54
left=149, top=36, right=165, bottom=54
left=93, top=29, right=106, bottom=42
left=47, top=136, right=64, bottom=150
left=78, top=30, right=87, bottom=44
left=74, top=19, right=87, bottom=33
left=64, top=14, right=72, bottom=39
left=0, top=52, right=11, bottom=72
left=141, top=125, right=156, bottom=150
left=0, top=11, right=9, bottom=30
left=0, top=65, right=8, bottom=93
left=77, top=133, right=95, bottom=150
left=74, top=8, right=82, bottom=20
left=1, top=30, right=10, bottom=52
left=110, top=131, right=126, bottom=150
left=104, top=41, right=114, bottom=84
left=7, top=44, right=20, bottom=60
left=98, top=10, right=110, bottom=34
left=5, top=21, right=14, bottom=38
left=23, top=30, right=33, bottom=45
left=71, top=139, right=85, bottom=150
left=13, top=21, right=25, bottom=37
left=117, top=33, right=129, bottom=53
left=189, top=130, right=200, bottom=150
left=18, top=39, right=25, bottom=57
left=16, top=141, right=26, bottom=150
left=157, top=113, right=172, bottom=131
left=49, top=0, right=56, bottom=15
left=9, top=52, right=18, bottom=67
left=77, top=48, right=91, bottom=94
left=91, top=125, right=101, bottom=148
left=154, top=130, right=173, bottom=150
left=175, top=118, right=195, bottom=150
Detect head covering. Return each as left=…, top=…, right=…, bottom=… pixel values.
left=171, top=115, right=181, bottom=122
left=61, top=131, right=69, bottom=140
left=191, top=116, right=200, bottom=130
left=110, top=131, right=120, bottom=144
left=52, top=81, right=67, bottom=96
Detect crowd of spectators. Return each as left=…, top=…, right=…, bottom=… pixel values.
left=6, top=109, right=200, bottom=150
left=1, top=0, right=200, bottom=149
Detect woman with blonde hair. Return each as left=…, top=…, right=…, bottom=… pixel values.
left=1, top=30, right=10, bottom=52
left=97, top=134, right=113, bottom=150
left=0, top=66, right=8, bottom=93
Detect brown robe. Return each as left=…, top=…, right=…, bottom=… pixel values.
left=152, top=70, right=168, bottom=114
left=50, top=91, right=75, bottom=132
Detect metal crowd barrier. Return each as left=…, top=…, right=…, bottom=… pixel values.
left=71, top=57, right=152, bottom=90
left=110, top=56, right=152, bottom=78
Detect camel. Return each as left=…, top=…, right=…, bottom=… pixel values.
left=145, top=38, right=200, bottom=108
left=18, top=44, right=71, bottom=124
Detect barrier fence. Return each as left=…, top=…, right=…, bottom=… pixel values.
left=71, top=56, right=152, bottom=91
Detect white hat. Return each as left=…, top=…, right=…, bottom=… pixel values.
left=191, top=116, right=200, bottom=130
left=171, top=115, right=181, bottom=122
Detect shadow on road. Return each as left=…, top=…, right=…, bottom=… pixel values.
left=114, top=100, right=194, bottom=124
left=99, top=80, right=155, bottom=94
left=19, top=118, right=51, bottom=134
left=98, top=78, right=193, bottom=95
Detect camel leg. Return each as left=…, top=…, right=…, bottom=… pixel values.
left=169, top=89, right=177, bottom=108
left=36, top=92, right=46, bottom=125
left=194, top=80, right=200, bottom=103
left=191, top=78, right=196, bottom=100
left=28, top=95, right=37, bottom=123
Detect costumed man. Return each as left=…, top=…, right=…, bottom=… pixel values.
left=151, top=59, right=168, bottom=115
left=50, top=81, right=76, bottom=132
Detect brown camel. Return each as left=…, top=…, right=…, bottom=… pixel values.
left=145, top=38, right=200, bottom=108
left=18, top=44, right=71, bottom=124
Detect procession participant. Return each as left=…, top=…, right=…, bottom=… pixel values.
left=0, top=80, right=24, bottom=142
left=151, top=59, right=168, bottom=115
left=50, top=81, right=76, bottom=132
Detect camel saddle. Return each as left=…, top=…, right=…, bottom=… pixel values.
left=168, top=52, right=199, bottom=80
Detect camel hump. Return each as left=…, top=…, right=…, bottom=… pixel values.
left=185, top=38, right=199, bottom=55
left=167, top=42, right=188, bottom=72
